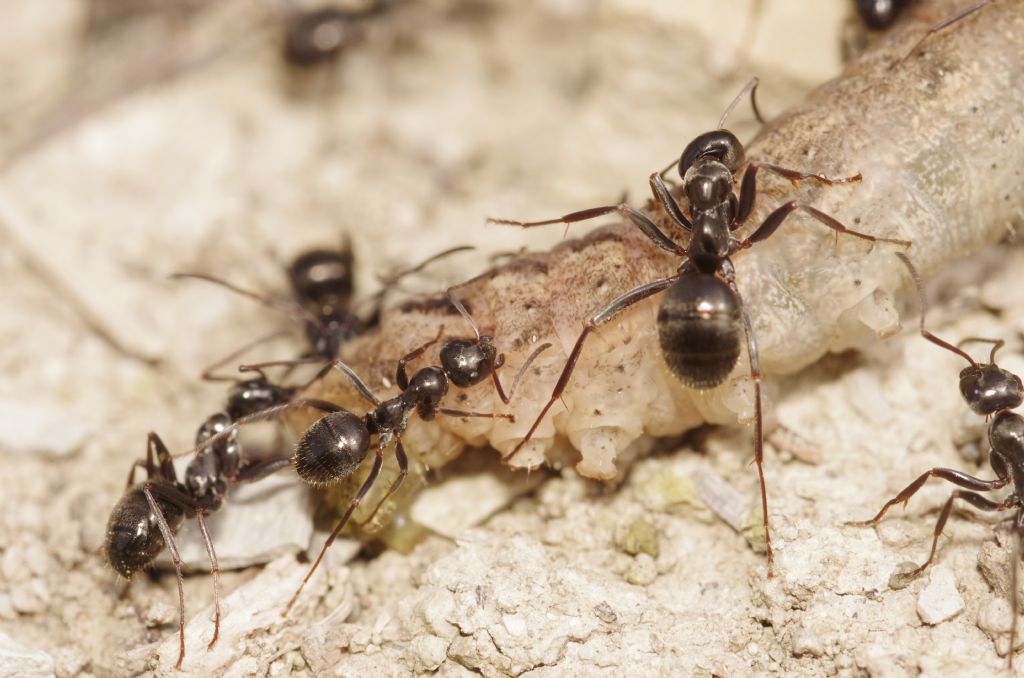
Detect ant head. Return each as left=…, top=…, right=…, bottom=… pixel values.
left=679, top=130, right=745, bottom=177
left=289, top=248, right=356, bottom=310
left=105, top=488, right=187, bottom=579
left=404, top=366, right=449, bottom=420
left=441, top=338, right=498, bottom=388
left=959, top=364, right=1024, bottom=416
left=293, top=410, right=371, bottom=486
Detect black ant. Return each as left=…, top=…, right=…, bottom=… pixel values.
left=849, top=252, right=1024, bottom=668
left=104, top=334, right=301, bottom=668
left=173, top=243, right=470, bottom=363
left=279, top=0, right=395, bottom=66
left=198, top=291, right=550, bottom=614
left=489, top=78, right=910, bottom=571
left=105, top=427, right=291, bottom=668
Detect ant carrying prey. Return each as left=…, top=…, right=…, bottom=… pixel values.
left=490, top=78, right=910, bottom=570
left=849, top=252, right=1024, bottom=668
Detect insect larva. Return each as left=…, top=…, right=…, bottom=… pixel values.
left=303, top=0, right=1023, bottom=486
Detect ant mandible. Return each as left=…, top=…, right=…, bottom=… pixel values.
left=849, top=252, right=1024, bottom=668
left=490, top=78, right=911, bottom=571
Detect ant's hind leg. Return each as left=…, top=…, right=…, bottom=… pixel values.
left=283, top=447, right=386, bottom=617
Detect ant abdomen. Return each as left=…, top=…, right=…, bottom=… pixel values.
left=657, top=275, right=742, bottom=390
left=959, top=365, right=1024, bottom=415
left=104, top=488, right=186, bottom=578
left=293, top=410, right=371, bottom=486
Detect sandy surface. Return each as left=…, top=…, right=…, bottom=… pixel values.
left=2, top=1, right=1023, bottom=676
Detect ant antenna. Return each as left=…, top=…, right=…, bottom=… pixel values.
left=354, top=245, right=475, bottom=316
left=171, top=272, right=325, bottom=335
left=200, top=330, right=290, bottom=382
left=956, top=337, right=1006, bottom=365
left=446, top=291, right=482, bottom=343
left=718, top=77, right=765, bottom=129
left=895, top=252, right=978, bottom=367
left=507, top=342, right=553, bottom=401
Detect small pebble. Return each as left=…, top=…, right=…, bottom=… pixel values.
left=0, top=632, right=55, bottom=678
left=626, top=553, right=657, bottom=586
left=916, top=566, right=963, bottom=625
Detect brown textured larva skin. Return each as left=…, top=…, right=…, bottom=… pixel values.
left=304, top=0, right=1024, bottom=480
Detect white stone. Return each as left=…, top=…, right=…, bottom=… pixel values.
left=916, top=566, right=964, bottom=625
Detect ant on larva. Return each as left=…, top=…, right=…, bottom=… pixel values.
left=848, top=252, right=1024, bottom=668
left=231, top=352, right=509, bottom=611
left=490, top=78, right=911, bottom=570
left=189, top=289, right=551, bottom=613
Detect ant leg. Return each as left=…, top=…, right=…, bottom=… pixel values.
left=359, top=437, right=409, bottom=527
left=234, top=456, right=293, bottom=484
left=283, top=445, right=386, bottom=616
left=490, top=203, right=687, bottom=257
left=723, top=270, right=773, bottom=570
left=200, top=330, right=290, bottom=382
left=142, top=484, right=189, bottom=669
left=1011, top=514, right=1024, bottom=669
left=357, top=246, right=475, bottom=323
left=178, top=398, right=345, bottom=459
left=194, top=511, right=220, bottom=651
left=735, top=161, right=862, bottom=225
left=892, top=1, right=991, bottom=70
left=739, top=201, right=912, bottom=249
left=396, top=326, right=444, bottom=389
left=648, top=173, right=693, bottom=231
left=438, top=407, right=514, bottom=421
left=898, top=490, right=1008, bottom=581
left=501, top=276, right=679, bottom=462
left=847, top=468, right=1007, bottom=526
left=125, top=433, right=175, bottom=487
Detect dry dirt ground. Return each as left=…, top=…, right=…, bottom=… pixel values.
left=2, top=1, right=1023, bottom=676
